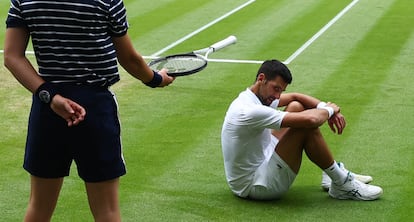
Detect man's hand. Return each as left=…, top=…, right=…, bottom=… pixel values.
left=328, top=113, right=346, bottom=134
left=50, top=95, right=86, bottom=127
left=158, top=68, right=175, bottom=87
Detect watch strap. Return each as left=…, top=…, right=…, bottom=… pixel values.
left=36, top=82, right=58, bottom=104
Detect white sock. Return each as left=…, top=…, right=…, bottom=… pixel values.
left=323, top=161, right=348, bottom=185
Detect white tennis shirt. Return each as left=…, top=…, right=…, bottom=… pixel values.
left=221, top=88, right=287, bottom=197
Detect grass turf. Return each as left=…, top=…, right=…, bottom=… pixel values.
left=1, top=0, right=413, bottom=221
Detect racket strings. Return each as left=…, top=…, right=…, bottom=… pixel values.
left=150, top=55, right=207, bottom=75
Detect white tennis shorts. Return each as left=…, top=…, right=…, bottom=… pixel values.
left=248, top=153, right=297, bottom=200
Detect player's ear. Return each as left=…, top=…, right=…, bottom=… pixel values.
left=257, top=73, right=266, bottom=82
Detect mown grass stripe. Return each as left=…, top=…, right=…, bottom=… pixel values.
left=124, top=1, right=251, bottom=55
left=313, top=0, right=413, bottom=103
left=113, top=67, right=230, bottom=173
left=311, top=0, right=413, bottom=150
left=151, top=0, right=255, bottom=56
left=185, top=0, right=329, bottom=61
left=363, top=15, right=414, bottom=222
left=284, top=0, right=360, bottom=64
left=304, top=1, right=414, bottom=220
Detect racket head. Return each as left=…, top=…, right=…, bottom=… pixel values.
left=148, top=53, right=208, bottom=77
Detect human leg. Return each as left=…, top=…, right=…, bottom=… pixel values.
left=273, top=100, right=335, bottom=172
left=274, top=126, right=382, bottom=200
left=274, top=126, right=336, bottom=173
left=85, top=178, right=121, bottom=222
left=278, top=102, right=376, bottom=191
left=63, top=89, right=124, bottom=220
left=274, top=101, right=347, bottom=177
left=273, top=101, right=382, bottom=200
left=272, top=101, right=304, bottom=139
left=24, top=176, right=63, bottom=222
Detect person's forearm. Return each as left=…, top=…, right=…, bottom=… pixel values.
left=281, top=109, right=330, bottom=128
left=4, top=55, right=43, bottom=93
left=119, top=53, right=154, bottom=83
left=112, top=34, right=155, bottom=83
left=280, top=93, right=321, bottom=109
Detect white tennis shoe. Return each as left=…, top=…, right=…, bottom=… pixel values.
left=321, top=162, right=373, bottom=191
left=329, top=172, right=383, bottom=200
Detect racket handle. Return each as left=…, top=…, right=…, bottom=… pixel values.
left=210, top=35, right=237, bottom=52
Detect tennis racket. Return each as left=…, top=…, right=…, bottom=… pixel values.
left=148, top=35, right=237, bottom=77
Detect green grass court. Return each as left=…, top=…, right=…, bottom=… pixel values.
left=1, top=0, right=413, bottom=221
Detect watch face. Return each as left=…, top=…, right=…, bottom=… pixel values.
left=39, top=90, right=51, bottom=103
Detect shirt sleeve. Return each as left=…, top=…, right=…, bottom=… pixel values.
left=248, top=105, right=287, bottom=130
left=6, top=0, right=27, bottom=28
left=230, top=103, right=286, bottom=131
left=108, top=0, right=129, bottom=37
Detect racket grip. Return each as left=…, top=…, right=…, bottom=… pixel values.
left=210, top=35, right=237, bottom=52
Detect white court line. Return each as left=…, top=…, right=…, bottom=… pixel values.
left=1, top=1, right=255, bottom=58
left=142, top=56, right=263, bottom=64
left=0, top=49, right=35, bottom=54
left=150, top=0, right=256, bottom=57
left=283, top=0, right=359, bottom=64
left=1, top=0, right=358, bottom=66
left=150, top=0, right=359, bottom=64
left=208, top=58, right=263, bottom=64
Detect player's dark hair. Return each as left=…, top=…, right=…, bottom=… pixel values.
left=256, top=60, right=292, bottom=84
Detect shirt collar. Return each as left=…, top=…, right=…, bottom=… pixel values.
left=244, top=88, right=262, bottom=105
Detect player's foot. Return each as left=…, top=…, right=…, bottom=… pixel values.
left=329, top=172, right=383, bottom=201
left=321, top=162, right=373, bottom=191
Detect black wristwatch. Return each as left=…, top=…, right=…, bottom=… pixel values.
left=36, top=82, right=58, bottom=104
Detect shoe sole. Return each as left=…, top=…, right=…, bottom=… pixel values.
left=321, top=175, right=373, bottom=191
left=329, top=188, right=383, bottom=201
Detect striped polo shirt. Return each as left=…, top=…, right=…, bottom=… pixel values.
left=6, top=0, right=129, bottom=86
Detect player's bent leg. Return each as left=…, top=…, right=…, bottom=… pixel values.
left=273, top=102, right=383, bottom=200
left=275, top=126, right=335, bottom=174
left=85, top=178, right=121, bottom=222
left=272, top=101, right=305, bottom=147
left=24, top=176, right=63, bottom=222
left=285, top=101, right=305, bottom=112
left=275, top=127, right=314, bottom=173
left=302, top=127, right=335, bottom=170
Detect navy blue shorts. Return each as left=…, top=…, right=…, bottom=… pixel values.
left=24, top=84, right=126, bottom=182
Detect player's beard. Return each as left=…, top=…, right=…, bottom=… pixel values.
left=257, top=85, right=274, bottom=106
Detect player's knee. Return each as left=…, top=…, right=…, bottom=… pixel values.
left=285, top=101, right=304, bottom=112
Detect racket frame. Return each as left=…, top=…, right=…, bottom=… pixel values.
left=149, top=35, right=236, bottom=76
left=148, top=53, right=208, bottom=77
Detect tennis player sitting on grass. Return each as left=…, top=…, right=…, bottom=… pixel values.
left=221, top=59, right=383, bottom=201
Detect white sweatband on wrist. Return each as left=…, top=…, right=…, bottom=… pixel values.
left=318, top=106, right=334, bottom=118
left=316, top=102, right=327, bottom=109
